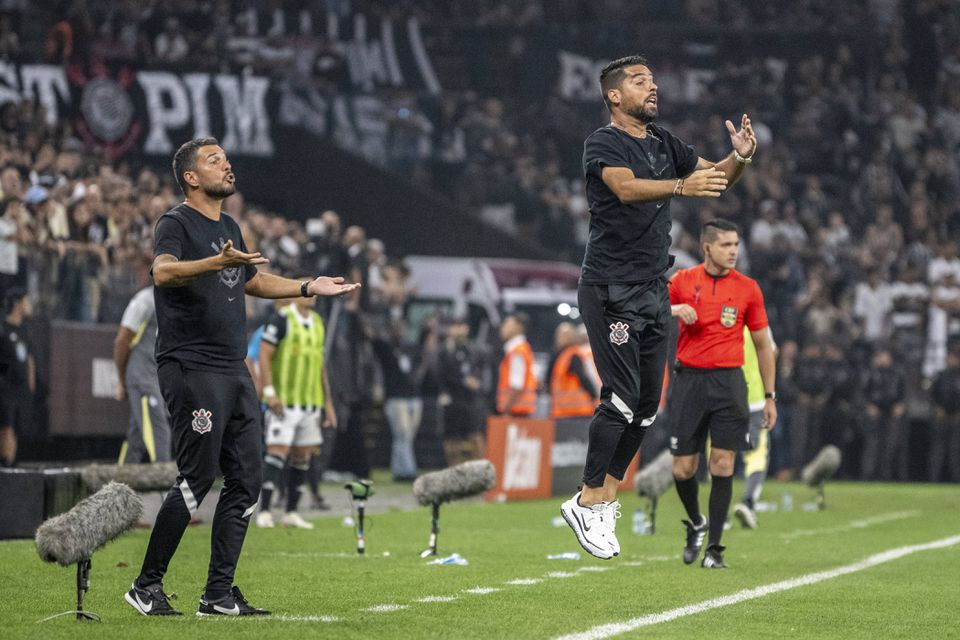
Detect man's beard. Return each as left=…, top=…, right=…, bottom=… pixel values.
left=202, top=182, right=236, bottom=199
left=627, top=102, right=658, bottom=124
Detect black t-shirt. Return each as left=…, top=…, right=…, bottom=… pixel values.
left=0, top=320, right=30, bottom=389
left=580, top=123, right=698, bottom=284
left=371, top=338, right=419, bottom=398
left=153, top=204, right=257, bottom=372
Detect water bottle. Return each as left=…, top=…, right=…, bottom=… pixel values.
left=632, top=508, right=649, bottom=535
left=781, top=490, right=793, bottom=512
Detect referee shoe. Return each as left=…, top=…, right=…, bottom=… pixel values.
left=124, top=582, right=182, bottom=616
left=198, top=586, right=271, bottom=616
left=682, top=515, right=708, bottom=565
left=560, top=492, right=615, bottom=560
left=701, top=544, right=728, bottom=569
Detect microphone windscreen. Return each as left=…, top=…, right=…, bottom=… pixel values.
left=634, top=449, right=674, bottom=499
left=36, top=482, right=142, bottom=566
left=80, top=462, right=178, bottom=492
left=413, top=460, right=496, bottom=506
left=801, top=445, right=842, bottom=487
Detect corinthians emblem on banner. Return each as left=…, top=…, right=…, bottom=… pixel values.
left=67, top=63, right=142, bottom=158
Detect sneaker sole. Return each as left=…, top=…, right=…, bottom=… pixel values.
left=560, top=504, right=614, bottom=560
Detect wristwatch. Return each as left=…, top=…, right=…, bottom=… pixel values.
left=765, top=391, right=777, bottom=401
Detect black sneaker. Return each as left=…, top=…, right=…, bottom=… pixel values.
left=125, top=582, right=182, bottom=616
left=682, top=515, right=708, bottom=565
left=198, top=586, right=271, bottom=616
left=701, top=544, right=728, bottom=568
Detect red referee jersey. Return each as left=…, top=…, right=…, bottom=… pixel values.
left=669, top=264, right=768, bottom=368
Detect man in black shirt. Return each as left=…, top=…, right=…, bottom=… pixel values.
left=125, top=137, right=358, bottom=618
left=0, top=287, right=34, bottom=468
left=561, top=55, right=757, bottom=560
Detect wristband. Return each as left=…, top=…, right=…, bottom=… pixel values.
left=300, top=281, right=310, bottom=297
left=263, top=385, right=277, bottom=399
left=765, top=391, right=776, bottom=401
left=734, top=150, right=753, bottom=164
left=673, top=178, right=684, bottom=196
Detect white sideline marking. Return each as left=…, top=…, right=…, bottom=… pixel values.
left=463, top=587, right=500, bottom=595
left=546, top=571, right=578, bottom=579
left=577, top=566, right=612, bottom=573
left=272, top=614, right=340, bottom=623
left=621, top=561, right=643, bottom=567
left=363, top=604, right=409, bottom=613
left=782, top=511, right=921, bottom=540
left=415, top=596, right=457, bottom=603
left=555, top=534, right=960, bottom=640
left=506, top=578, right=543, bottom=585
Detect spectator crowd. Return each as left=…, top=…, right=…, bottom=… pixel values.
left=0, top=0, right=959, bottom=481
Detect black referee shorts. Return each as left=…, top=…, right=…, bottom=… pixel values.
left=666, top=365, right=750, bottom=456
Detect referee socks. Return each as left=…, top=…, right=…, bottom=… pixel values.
left=708, top=474, right=733, bottom=547
left=674, top=476, right=702, bottom=524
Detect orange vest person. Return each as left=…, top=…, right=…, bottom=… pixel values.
left=550, top=322, right=599, bottom=418
left=496, top=313, right=538, bottom=415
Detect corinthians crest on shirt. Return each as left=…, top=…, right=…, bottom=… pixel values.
left=192, top=409, right=213, bottom=434
left=720, top=306, right=738, bottom=328
left=609, top=321, right=630, bottom=345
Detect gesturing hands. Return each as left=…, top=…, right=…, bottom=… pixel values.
left=726, top=113, right=757, bottom=159
left=671, top=303, right=698, bottom=325
left=307, top=276, right=362, bottom=297
left=218, top=240, right=269, bottom=267
left=680, top=167, right=728, bottom=198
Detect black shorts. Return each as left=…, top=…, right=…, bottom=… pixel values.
left=444, top=403, right=481, bottom=439
left=666, top=365, right=749, bottom=456
left=0, top=388, right=30, bottom=434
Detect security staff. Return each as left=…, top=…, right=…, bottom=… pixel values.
left=549, top=322, right=599, bottom=418
left=496, top=313, right=537, bottom=416
left=667, top=219, right=776, bottom=569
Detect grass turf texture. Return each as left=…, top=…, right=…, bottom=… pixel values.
left=2, top=480, right=958, bottom=639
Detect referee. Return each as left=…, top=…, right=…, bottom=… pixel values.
left=125, top=137, right=358, bottom=617
left=560, top=54, right=757, bottom=560
left=667, top=219, right=776, bottom=569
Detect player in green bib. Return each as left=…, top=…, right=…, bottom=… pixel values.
left=733, top=325, right=777, bottom=529
left=255, top=291, right=335, bottom=529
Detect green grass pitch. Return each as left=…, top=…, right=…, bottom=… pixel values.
left=3, top=481, right=959, bottom=639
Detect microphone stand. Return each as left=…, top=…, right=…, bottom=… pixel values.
left=38, top=558, right=101, bottom=622
left=421, top=502, right=440, bottom=557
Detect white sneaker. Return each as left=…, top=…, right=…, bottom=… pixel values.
left=560, top=492, right=614, bottom=560
left=601, top=500, right=622, bottom=555
left=733, top=502, right=758, bottom=529
left=280, top=512, right=315, bottom=530
left=255, top=511, right=274, bottom=529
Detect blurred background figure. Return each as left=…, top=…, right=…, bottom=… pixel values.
left=548, top=321, right=598, bottom=419
left=440, top=318, right=486, bottom=465
left=113, top=286, right=172, bottom=465
left=0, top=288, right=34, bottom=467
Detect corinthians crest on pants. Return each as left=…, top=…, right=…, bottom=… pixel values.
left=609, top=321, right=630, bottom=345
left=192, top=409, right=213, bottom=434
left=721, top=306, right=738, bottom=328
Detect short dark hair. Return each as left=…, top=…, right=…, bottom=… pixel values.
left=172, top=137, right=219, bottom=196
left=505, top=312, right=530, bottom=331
left=599, top=55, right=649, bottom=111
left=700, top=218, right=740, bottom=244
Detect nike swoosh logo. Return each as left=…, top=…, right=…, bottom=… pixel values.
left=575, top=510, right=591, bottom=532
left=228, top=297, right=236, bottom=302
left=136, top=593, right=153, bottom=613
left=214, top=603, right=240, bottom=615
